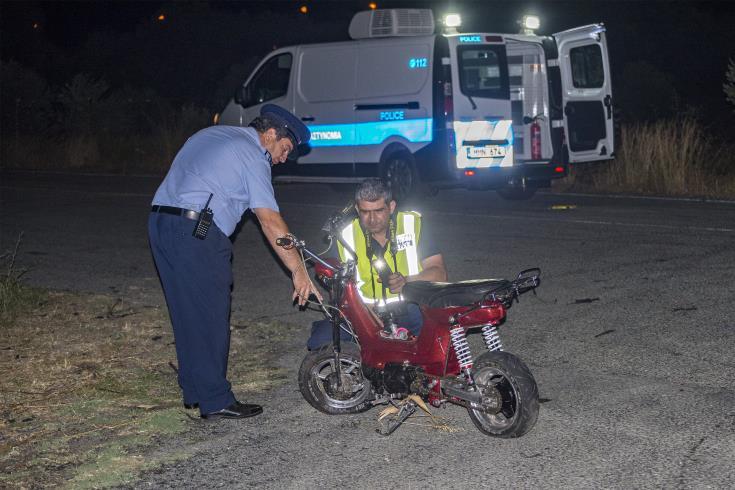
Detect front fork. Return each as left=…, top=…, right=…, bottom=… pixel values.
left=331, top=304, right=342, bottom=387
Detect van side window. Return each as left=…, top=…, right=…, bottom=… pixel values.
left=458, top=45, right=510, bottom=99
left=243, top=53, right=292, bottom=107
left=569, top=44, right=603, bottom=88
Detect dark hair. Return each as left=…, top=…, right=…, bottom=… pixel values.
left=355, top=178, right=392, bottom=204
left=249, top=115, right=296, bottom=147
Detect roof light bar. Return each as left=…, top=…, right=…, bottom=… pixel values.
left=444, top=13, right=462, bottom=28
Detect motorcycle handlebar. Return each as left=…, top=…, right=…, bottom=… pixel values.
left=484, top=268, right=541, bottom=306
left=276, top=233, right=340, bottom=273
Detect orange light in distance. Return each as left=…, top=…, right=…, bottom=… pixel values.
left=368, top=2, right=377, bottom=9
left=299, top=5, right=308, bottom=14
left=464, top=170, right=475, bottom=177
left=157, top=14, right=165, bottom=21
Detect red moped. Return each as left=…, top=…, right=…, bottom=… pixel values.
left=277, top=222, right=541, bottom=437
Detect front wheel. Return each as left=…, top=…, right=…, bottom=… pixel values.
left=298, top=343, right=373, bottom=414
left=467, top=351, right=539, bottom=438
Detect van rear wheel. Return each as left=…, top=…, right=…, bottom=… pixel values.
left=382, top=153, right=416, bottom=202
left=497, top=185, right=537, bottom=200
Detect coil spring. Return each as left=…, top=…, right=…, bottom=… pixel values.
left=449, top=326, right=473, bottom=370
left=481, top=324, right=503, bottom=352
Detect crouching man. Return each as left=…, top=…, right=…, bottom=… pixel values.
left=307, top=178, right=447, bottom=349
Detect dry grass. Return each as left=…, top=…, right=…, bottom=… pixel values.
left=561, top=118, right=735, bottom=198
left=0, top=290, right=297, bottom=488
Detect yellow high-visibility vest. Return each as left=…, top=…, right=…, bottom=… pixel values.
left=337, top=211, right=422, bottom=306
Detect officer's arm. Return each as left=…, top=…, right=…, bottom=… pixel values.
left=411, top=254, right=447, bottom=283
left=253, top=207, right=322, bottom=305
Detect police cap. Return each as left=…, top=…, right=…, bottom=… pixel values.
left=259, top=104, right=311, bottom=149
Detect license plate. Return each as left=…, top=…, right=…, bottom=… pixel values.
left=467, top=145, right=506, bottom=159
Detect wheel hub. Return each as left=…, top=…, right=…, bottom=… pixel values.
left=474, top=385, right=503, bottom=413
left=323, top=372, right=356, bottom=400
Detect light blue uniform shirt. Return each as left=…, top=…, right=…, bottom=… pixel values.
left=152, top=125, right=278, bottom=236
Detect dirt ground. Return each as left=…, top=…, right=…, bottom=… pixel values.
left=0, top=290, right=295, bottom=489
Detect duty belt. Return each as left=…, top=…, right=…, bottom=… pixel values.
left=151, top=205, right=200, bottom=221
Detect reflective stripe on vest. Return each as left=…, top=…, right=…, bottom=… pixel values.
left=337, top=211, right=422, bottom=306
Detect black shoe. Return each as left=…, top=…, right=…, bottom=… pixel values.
left=184, top=402, right=199, bottom=410
left=201, top=401, right=263, bottom=420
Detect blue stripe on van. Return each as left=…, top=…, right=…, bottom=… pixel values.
left=308, top=118, right=433, bottom=147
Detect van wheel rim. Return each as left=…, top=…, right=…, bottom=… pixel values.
left=386, top=158, right=412, bottom=198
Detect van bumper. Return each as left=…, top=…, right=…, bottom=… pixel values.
left=455, top=162, right=567, bottom=189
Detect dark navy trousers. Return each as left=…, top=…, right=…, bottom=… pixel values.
left=148, top=212, right=236, bottom=414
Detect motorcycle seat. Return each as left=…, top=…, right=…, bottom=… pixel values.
left=402, top=279, right=511, bottom=308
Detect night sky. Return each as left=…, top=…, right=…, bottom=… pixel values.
left=2, top=1, right=734, bottom=132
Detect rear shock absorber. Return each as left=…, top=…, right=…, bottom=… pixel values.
left=481, top=324, right=503, bottom=351
left=449, top=326, right=473, bottom=372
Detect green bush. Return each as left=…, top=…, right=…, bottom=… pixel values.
left=725, top=59, right=735, bottom=111
left=565, top=117, right=735, bottom=198
left=0, top=65, right=211, bottom=173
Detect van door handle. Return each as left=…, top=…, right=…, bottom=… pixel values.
left=603, top=95, right=612, bottom=119
left=301, top=116, right=315, bottom=122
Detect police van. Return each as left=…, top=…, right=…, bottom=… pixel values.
left=218, top=8, right=614, bottom=200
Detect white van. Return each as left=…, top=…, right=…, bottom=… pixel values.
left=218, top=9, right=614, bottom=200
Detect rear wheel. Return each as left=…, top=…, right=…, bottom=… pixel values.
left=496, top=184, right=537, bottom=200
left=298, top=343, right=373, bottom=414
left=467, top=351, right=539, bottom=438
left=381, top=152, right=417, bottom=202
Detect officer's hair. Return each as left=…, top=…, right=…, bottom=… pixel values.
left=355, top=178, right=392, bottom=204
left=249, top=115, right=296, bottom=147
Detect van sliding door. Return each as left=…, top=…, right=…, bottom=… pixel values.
left=294, top=45, right=356, bottom=165
left=554, top=24, right=614, bottom=162
left=353, top=37, right=435, bottom=164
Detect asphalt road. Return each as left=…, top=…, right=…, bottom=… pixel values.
left=2, top=170, right=734, bottom=488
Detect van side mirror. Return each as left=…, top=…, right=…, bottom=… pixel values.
left=234, top=85, right=249, bottom=107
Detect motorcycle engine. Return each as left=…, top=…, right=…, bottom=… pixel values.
left=363, top=363, right=423, bottom=396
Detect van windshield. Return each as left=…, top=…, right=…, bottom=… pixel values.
left=457, top=45, right=509, bottom=100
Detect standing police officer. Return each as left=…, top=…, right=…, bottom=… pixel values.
left=148, top=104, right=321, bottom=419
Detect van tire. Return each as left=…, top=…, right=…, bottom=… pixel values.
left=381, top=152, right=417, bottom=202
left=497, top=185, right=537, bottom=200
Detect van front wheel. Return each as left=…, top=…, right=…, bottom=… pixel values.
left=382, top=154, right=416, bottom=202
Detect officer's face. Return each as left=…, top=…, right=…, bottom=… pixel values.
left=262, top=129, right=294, bottom=164
left=270, top=136, right=294, bottom=164
left=356, top=198, right=397, bottom=235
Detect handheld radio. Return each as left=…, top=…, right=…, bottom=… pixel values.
left=192, top=193, right=214, bottom=240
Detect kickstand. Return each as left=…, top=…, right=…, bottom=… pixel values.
left=376, top=399, right=417, bottom=436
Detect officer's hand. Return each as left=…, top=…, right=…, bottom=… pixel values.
left=387, top=272, right=406, bottom=294
left=292, top=267, right=322, bottom=306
